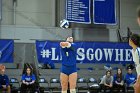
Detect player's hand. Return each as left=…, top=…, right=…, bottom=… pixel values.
left=29, top=82, right=33, bottom=85
left=60, top=42, right=69, bottom=47
left=25, top=82, right=29, bottom=85
left=120, top=83, right=123, bottom=86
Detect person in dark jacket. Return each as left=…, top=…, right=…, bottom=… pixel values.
left=113, top=68, right=125, bottom=92
left=0, top=64, right=10, bottom=93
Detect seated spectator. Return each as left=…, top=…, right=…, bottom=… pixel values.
left=100, top=70, right=113, bottom=93
left=125, top=67, right=136, bottom=87
left=0, top=64, right=10, bottom=93
left=113, top=68, right=125, bottom=92
left=20, top=67, right=36, bottom=93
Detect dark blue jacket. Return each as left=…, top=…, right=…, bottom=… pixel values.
left=0, top=74, right=10, bottom=89
left=113, top=74, right=124, bottom=84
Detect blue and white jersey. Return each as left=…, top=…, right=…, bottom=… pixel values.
left=22, top=74, right=36, bottom=82
left=125, top=73, right=136, bottom=86
left=60, top=43, right=77, bottom=66
left=132, top=47, right=140, bottom=76
left=132, top=47, right=140, bottom=66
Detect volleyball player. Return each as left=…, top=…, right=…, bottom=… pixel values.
left=60, top=37, right=77, bottom=93
left=129, top=34, right=140, bottom=93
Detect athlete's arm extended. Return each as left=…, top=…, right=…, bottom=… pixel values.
left=60, top=42, right=71, bottom=48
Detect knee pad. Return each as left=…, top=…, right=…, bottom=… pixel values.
left=70, top=89, right=76, bottom=93
left=62, top=91, right=67, bottom=93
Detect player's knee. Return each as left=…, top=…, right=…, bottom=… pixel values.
left=62, top=86, right=68, bottom=91
left=70, top=83, right=76, bottom=89
left=61, top=84, right=68, bottom=91
left=70, top=89, right=76, bottom=93
left=62, top=90, right=67, bottom=93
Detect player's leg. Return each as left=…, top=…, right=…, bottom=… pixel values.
left=134, top=76, right=140, bottom=93
left=69, top=72, right=77, bottom=93
left=60, top=73, right=69, bottom=93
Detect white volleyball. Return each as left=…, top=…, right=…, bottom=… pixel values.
left=60, top=19, right=69, bottom=29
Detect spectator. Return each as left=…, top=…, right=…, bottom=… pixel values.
left=0, top=64, right=10, bottom=93
left=125, top=67, right=136, bottom=87
left=20, top=67, right=36, bottom=93
left=113, top=68, right=125, bottom=92
left=100, top=70, right=113, bottom=93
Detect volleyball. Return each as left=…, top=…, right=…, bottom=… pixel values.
left=60, top=19, right=69, bottom=29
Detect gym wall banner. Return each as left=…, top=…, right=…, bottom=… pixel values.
left=36, top=41, right=133, bottom=64
left=66, top=0, right=91, bottom=24
left=0, top=40, right=14, bottom=63
left=93, top=0, right=116, bottom=24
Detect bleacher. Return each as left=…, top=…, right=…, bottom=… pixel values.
left=37, top=63, right=136, bottom=93
left=2, top=62, right=136, bottom=93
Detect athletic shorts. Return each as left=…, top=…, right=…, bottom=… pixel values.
left=60, top=65, right=77, bottom=75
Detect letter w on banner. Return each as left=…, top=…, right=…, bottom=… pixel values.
left=0, top=40, right=14, bottom=63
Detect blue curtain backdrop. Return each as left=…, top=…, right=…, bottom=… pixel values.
left=0, top=40, right=14, bottom=63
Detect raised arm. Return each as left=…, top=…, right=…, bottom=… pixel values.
left=60, top=42, right=71, bottom=48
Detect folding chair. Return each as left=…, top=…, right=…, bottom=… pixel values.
left=125, top=83, right=134, bottom=93
left=50, top=78, right=61, bottom=93
left=39, top=78, right=50, bottom=93
left=77, top=78, right=88, bottom=93
left=87, top=78, right=100, bottom=93
left=10, top=78, right=20, bottom=93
